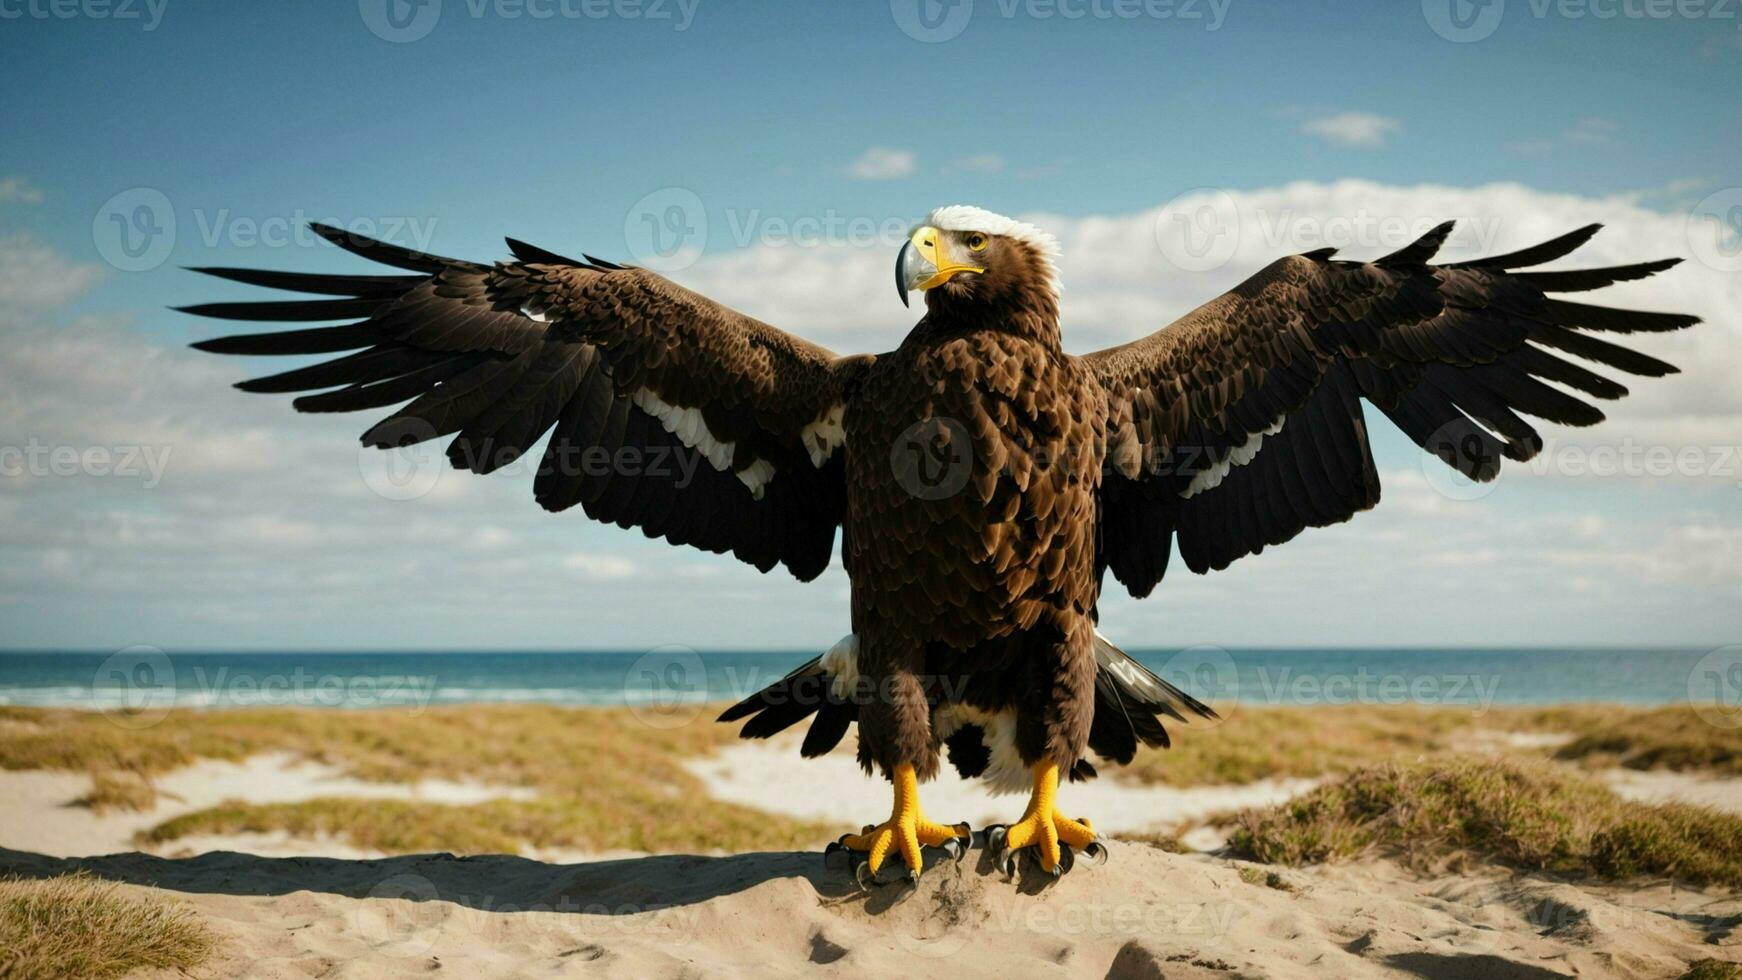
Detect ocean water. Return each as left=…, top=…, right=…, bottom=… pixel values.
left=0, top=647, right=1730, bottom=714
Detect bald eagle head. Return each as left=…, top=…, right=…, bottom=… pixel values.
left=897, top=206, right=1061, bottom=319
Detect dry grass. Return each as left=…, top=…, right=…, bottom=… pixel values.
left=1121, top=703, right=1727, bottom=786
left=1681, top=960, right=1742, bottom=980
left=1227, top=758, right=1742, bottom=887
left=0, top=704, right=831, bottom=855
left=70, top=771, right=157, bottom=814
left=1122, top=831, right=1188, bottom=853
left=0, top=873, right=213, bottom=979
left=1123, top=705, right=1477, bottom=786
left=1546, top=706, right=1742, bottom=775
left=1236, top=866, right=1295, bottom=891
left=3, top=700, right=1732, bottom=856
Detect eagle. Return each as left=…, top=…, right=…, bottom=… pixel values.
left=185, top=205, right=1698, bottom=883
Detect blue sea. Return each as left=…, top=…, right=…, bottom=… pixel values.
left=0, top=648, right=1730, bottom=713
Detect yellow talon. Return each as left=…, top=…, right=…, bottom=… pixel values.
left=839, top=762, right=968, bottom=877
left=998, top=761, right=1098, bottom=872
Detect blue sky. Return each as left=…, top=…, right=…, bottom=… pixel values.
left=1, top=1, right=1739, bottom=650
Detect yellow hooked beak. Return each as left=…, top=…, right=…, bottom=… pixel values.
left=896, top=226, right=985, bottom=306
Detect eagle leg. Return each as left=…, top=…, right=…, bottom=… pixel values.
left=828, top=762, right=969, bottom=884
left=986, top=760, right=1098, bottom=877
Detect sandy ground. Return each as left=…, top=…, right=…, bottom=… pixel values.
left=3, top=742, right=1741, bottom=978
left=0, top=752, right=534, bottom=859
left=3, top=842, right=1738, bottom=979
left=689, top=733, right=1321, bottom=835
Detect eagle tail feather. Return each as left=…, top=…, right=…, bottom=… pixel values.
left=1086, top=631, right=1218, bottom=767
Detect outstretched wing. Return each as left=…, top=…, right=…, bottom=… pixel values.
left=185, top=224, right=870, bottom=580
left=1083, top=223, right=1698, bottom=596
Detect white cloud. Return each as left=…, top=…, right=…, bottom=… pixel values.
left=0, top=176, right=44, bottom=205
left=562, top=553, right=640, bottom=579
left=1565, top=116, right=1619, bottom=143
left=0, top=234, right=105, bottom=308
left=5, top=182, right=1739, bottom=648
left=843, top=147, right=916, bottom=180
left=685, top=181, right=1740, bottom=442
left=944, top=153, right=1006, bottom=176
left=1300, top=111, right=1400, bottom=149
left=1510, top=117, right=1621, bottom=155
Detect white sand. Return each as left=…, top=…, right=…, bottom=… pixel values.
left=2, top=746, right=1740, bottom=977
left=4, top=841, right=1737, bottom=978
left=688, top=734, right=1319, bottom=836
left=0, top=752, right=534, bottom=859
left=1603, top=768, right=1742, bottom=812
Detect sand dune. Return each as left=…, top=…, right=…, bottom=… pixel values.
left=3, top=841, right=1737, bottom=979
left=4, top=726, right=1740, bottom=978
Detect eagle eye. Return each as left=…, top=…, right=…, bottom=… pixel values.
left=965, top=233, right=988, bottom=251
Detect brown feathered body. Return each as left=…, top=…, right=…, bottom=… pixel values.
left=845, top=292, right=1108, bottom=780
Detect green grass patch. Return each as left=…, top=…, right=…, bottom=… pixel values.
left=1226, top=758, right=1742, bottom=887
left=0, top=872, right=213, bottom=979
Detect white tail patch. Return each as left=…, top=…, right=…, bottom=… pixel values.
left=932, top=703, right=1028, bottom=795
left=630, top=387, right=777, bottom=499
left=1180, top=416, right=1285, bottom=499
left=816, top=631, right=1026, bottom=794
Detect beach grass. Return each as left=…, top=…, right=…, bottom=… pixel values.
left=1227, top=757, right=1742, bottom=887
left=1546, top=705, right=1742, bottom=775
left=70, top=770, right=158, bottom=814
left=1121, top=703, right=1729, bottom=786
left=1121, top=704, right=1478, bottom=785
left=3, top=701, right=1734, bottom=857
left=0, top=704, right=833, bottom=855
left=1681, top=961, right=1742, bottom=980
left=0, top=872, right=213, bottom=980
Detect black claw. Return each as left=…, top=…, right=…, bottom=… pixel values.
left=943, top=838, right=968, bottom=864
left=1083, top=841, right=1109, bottom=866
